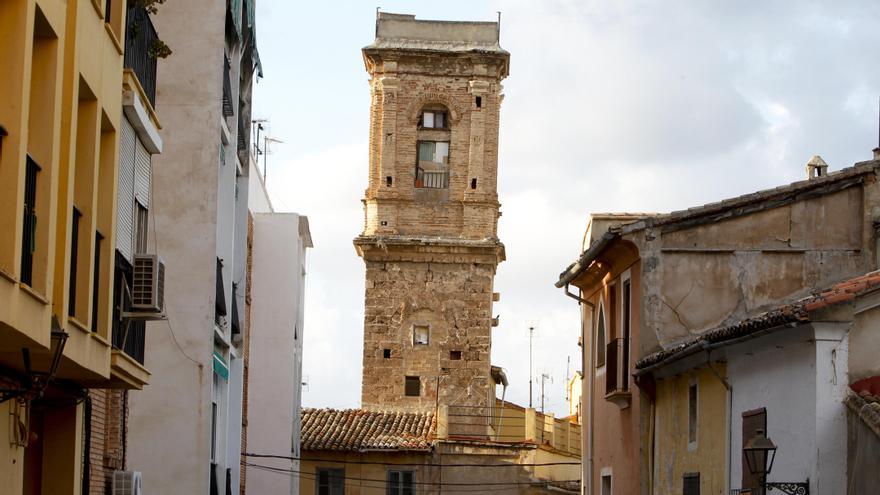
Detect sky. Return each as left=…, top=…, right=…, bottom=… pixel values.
left=251, top=0, right=879, bottom=417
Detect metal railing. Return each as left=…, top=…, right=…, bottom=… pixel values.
left=124, top=6, right=158, bottom=107
left=113, top=320, right=146, bottom=365
left=415, top=167, right=449, bottom=189
left=605, top=337, right=630, bottom=396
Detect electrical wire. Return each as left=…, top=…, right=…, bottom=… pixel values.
left=242, top=452, right=580, bottom=467
left=244, top=461, right=580, bottom=491
left=148, top=168, right=203, bottom=369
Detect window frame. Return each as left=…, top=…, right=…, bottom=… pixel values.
left=596, top=297, right=607, bottom=371
left=412, top=324, right=429, bottom=346
left=404, top=376, right=420, bottom=397
left=683, top=472, right=701, bottom=495
left=386, top=469, right=415, bottom=495
left=418, top=109, right=448, bottom=130
left=688, top=377, right=698, bottom=450
left=316, top=467, right=345, bottom=495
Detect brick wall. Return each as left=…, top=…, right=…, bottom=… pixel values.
left=85, top=389, right=127, bottom=494
left=239, top=212, right=254, bottom=495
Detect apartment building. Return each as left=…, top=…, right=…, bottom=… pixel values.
left=0, top=0, right=162, bottom=492
left=242, top=157, right=312, bottom=495
left=125, top=0, right=261, bottom=493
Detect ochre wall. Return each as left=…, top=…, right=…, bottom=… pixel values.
left=654, top=365, right=728, bottom=495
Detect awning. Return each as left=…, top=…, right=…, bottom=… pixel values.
left=213, top=351, right=229, bottom=380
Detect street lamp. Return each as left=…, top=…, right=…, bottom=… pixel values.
left=743, top=429, right=809, bottom=495
left=0, top=324, right=69, bottom=403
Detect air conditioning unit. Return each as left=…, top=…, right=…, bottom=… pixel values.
left=112, top=470, right=143, bottom=495
left=132, top=254, right=165, bottom=313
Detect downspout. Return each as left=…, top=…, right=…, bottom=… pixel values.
left=703, top=347, right=732, bottom=494
left=564, top=284, right=597, bottom=495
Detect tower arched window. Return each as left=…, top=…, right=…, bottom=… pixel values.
left=415, top=105, right=450, bottom=189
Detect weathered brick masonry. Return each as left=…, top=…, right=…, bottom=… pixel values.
left=356, top=14, right=510, bottom=411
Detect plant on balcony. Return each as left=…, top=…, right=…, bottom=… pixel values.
left=131, top=0, right=173, bottom=58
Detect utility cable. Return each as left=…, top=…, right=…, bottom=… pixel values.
left=244, top=462, right=579, bottom=490
left=242, top=452, right=580, bottom=467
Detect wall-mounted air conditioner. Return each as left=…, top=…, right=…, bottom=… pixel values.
left=130, top=254, right=165, bottom=315
left=112, top=470, right=143, bottom=495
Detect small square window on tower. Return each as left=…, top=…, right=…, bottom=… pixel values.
left=405, top=376, right=420, bottom=397
left=383, top=348, right=391, bottom=359
left=412, top=325, right=429, bottom=345
left=450, top=350, right=462, bottom=360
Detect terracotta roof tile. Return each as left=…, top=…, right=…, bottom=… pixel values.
left=636, top=270, right=880, bottom=370
left=846, top=392, right=880, bottom=438
left=301, top=408, right=436, bottom=452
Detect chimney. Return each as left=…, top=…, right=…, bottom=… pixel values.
left=806, top=155, right=828, bottom=179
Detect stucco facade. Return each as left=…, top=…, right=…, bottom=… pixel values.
left=244, top=202, right=312, bottom=495
left=0, top=0, right=160, bottom=492
left=126, top=0, right=260, bottom=493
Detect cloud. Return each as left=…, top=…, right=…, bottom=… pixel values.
left=255, top=0, right=879, bottom=416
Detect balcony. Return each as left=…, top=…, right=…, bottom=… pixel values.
left=108, top=257, right=150, bottom=389
left=124, top=6, right=158, bottom=108
left=415, top=165, right=449, bottom=189
left=605, top=337, right=631, bottom=408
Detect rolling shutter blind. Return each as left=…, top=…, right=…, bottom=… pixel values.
left=117, top=118, right=137, bottom=262
left=134, top=137, right=151, bottom=208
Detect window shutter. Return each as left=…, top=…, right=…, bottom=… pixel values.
left=741, top=408, right=767, bottom=491
left=116, top=118, right=137, bottom=262
left=134, top=136, right=151, bottom=208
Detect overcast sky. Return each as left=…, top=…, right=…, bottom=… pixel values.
left=251, top=0, right=879, bottom=417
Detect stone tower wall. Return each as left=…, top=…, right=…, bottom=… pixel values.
left=358, top=14, right=509, bottom=411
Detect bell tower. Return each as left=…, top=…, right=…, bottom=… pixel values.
left=356, top=13, right=509, bottom=410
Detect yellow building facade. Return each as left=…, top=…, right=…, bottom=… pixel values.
left=653, top=365, right=728, bottom=494
left=0, top=0, right=150, bottom=492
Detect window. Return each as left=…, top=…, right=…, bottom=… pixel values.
left=135, top=202, right=148, bottom=253
left=383, top=348, right=391, bottom=359
left=387, top=470, right=414, bottom=495
left=419, top=110, right=446, bottom=129
left=450, top=350, right=462, bottom=360
left=683, top=473, right=700, bottom=495
left=622, top=279, right=631, bottom=390
left=415, top=141, right=449, bottom=189
left=316, top=468, right=344, bottom=495
left=596, top=303, right=607, bottom=367
left=601, top=474, right=612, bottom=495
left=475, top=96, right=482, bottom=108
left=91, top=232, right=103, bottom=332
left=21, top=156, right=40, bottom=287
left=413, top=325, right=429, bottom=345
left=69, top=208, right=82, bottom=317
left=688, top=381, right=698, bottom=446
left=405, top=376, right=420, bottom=397
left=741, top=408, right=767, bottom=491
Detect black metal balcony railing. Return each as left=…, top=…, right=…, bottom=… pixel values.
left=124, top=6, right=158, bottom=108
left=605, top=338, right=629, bottom=396
left=104, top=0, right=112, bottom=23
left=222, top=55, right=234, bottom=118
left=20, top=155, right=40, bottom=287
left=111, top=255, right=146, bottom=365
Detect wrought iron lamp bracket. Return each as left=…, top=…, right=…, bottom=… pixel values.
left=767, top=482, right=809, bottom=495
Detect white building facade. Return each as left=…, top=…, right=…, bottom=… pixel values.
left=244, top=156, right=312, bottom=494
left=126, top=0, right=261, bottom=493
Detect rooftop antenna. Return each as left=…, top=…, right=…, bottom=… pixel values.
left=540, top=372, right=552, bottom=414
left=528, top=324, right=535, bottom=408
left=496, top=11, right=501, bottom=43
left=376, top=7, right=381, bottom=37
left=874, top=97, right=880, bottom=160
left=263, top=136, right=284, bottom=180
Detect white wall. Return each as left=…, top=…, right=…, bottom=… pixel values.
left=728, top=323, right=848, bottom=493
left=245, top=213, right=310, bottom=495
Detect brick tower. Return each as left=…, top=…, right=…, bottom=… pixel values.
left=356, top=13, right=509, bottom=410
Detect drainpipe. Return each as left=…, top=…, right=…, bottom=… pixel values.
left=563, top=286, right=597, bottom=495
left=703, top=347, right=732, bottom=494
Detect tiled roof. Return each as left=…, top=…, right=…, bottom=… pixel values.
left=636, top=270, right=880, bottom=370
left=301, top=408, right=435, bottom=452
left=846, top=392, right=880, bottom=438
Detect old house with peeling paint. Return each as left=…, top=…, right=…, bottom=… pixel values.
left=557, top=149, right=880, bottom=494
